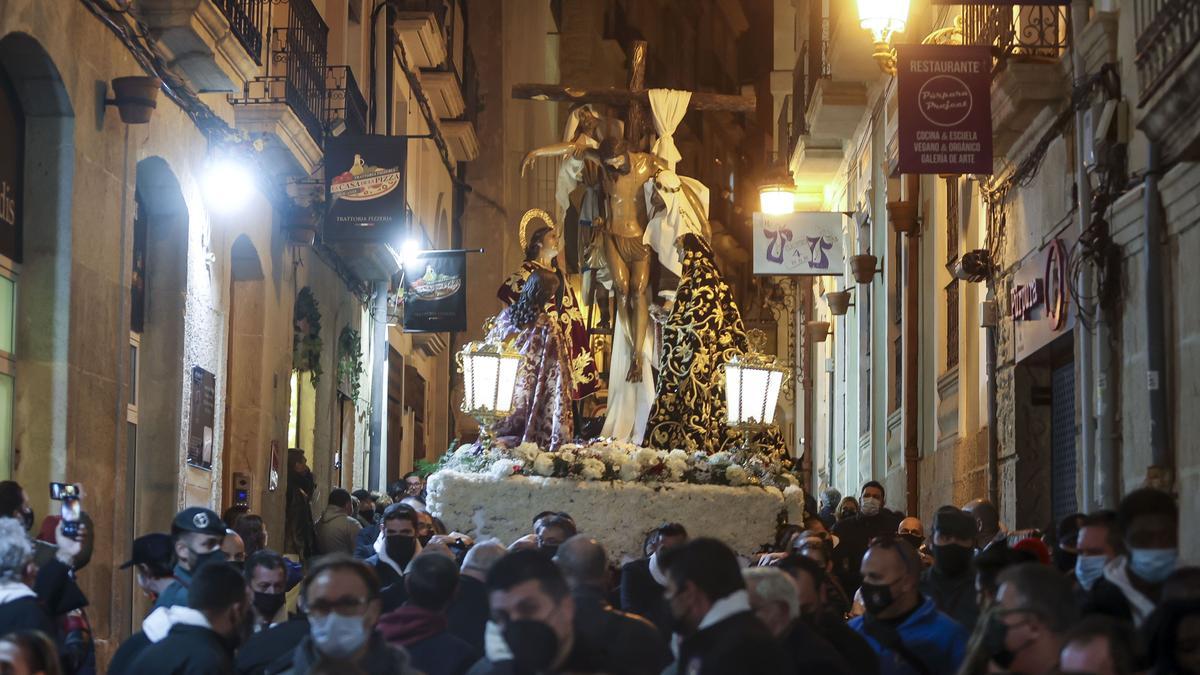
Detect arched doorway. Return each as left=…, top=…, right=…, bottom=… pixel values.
left=222, top=234, right=266, bottom=519
left=0, top=32, right=73, bottom=514
left=131, top=157, right=189, bottom=537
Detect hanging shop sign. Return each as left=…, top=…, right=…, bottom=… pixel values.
left=752, top=212, right=846, bottom=276
left=1013, top=236, right=1073, bottom=362
left=0, top=68, right=23, bottom=263
left=403, top=250, right=467, bottom=332
left=931, top=1, right=1065, bottom=4
left=896, top=44, right=993, bottom=176
left=186, top=366, right=217, bottom=470
left=324, top=135, right=408, bottom=243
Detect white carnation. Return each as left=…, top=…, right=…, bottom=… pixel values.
left=665, top=458, right=689, bottom=481
left=580, top=458, right=606, bottom=480
left=725, top=465, right=748, bottom=486
left=514, top=442, right=541, bottom=462
left=558, top=449, right=576, bottom=463
left=619, top=461, right=641, bottom=482
left=668, top=449, right=690, bottom=463
left=635, top=447, right=659, bottom=467
left=533, top=453, right=556, bottom=476
left=490, top=458, right=518, bottom=479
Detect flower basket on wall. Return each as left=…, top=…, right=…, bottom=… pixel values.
left=293, top=287, right=323, bottom=382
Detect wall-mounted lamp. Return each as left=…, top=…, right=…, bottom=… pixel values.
left=857, top=0, right=910, bottom=73
left=759, top=167, right=797, bottom=216
left=202, top=156, right=256, bottom=215
left=286, top=205, right=320, bottom=247
left=106, top=76, right=161, bottom=124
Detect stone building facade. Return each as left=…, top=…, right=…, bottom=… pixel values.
left=774, top=0, right=1200, bottom=558
left=0, top=0, right=475, bottom=662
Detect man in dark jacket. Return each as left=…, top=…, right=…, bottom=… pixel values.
left=448, top=542, right=506, bottom=652
left=819, top=487, right=842, bottom=530
left=743, top=566, right=853, bottom=674
left=0, top=517, right=56, bottom=638
left=378, top=552, right=479, bottom=675
left=555, top=535, right=672, bottom=674
left=619, top=522, right=686, bottom=639
left=780, top=554, right=880, bottom=674
left=660, top=538, right=791, bottom=675
left=155, top=507, right=227, bottom=609
left=919, top=506, right=979, bottom=629
left=832, top=481, right=903, bottom=595
left=265, top=554, right=420, bottom=674
left=128, top=562, right=252, bottom=674
left=850, top=537, right=967, bottom=675
left=365, top=504, right=421, bottom=611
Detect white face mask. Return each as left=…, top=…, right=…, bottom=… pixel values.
left=309, top=613, right=369, bottom=659
left=860, top=497, right=882, bottom=517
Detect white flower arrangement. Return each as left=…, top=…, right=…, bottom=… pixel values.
left=532, top=453, right=556, bottom=476
left=725, top=464, right=749, bottom=486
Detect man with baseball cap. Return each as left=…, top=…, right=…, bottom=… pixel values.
left=919, top=506, right=980, bottom=629
left=120, top=533, right=176, bottom=606
left=154, top=507, right=227, bottom=609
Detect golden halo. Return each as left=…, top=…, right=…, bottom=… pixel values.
left=519, top=208, right=557, bottom=252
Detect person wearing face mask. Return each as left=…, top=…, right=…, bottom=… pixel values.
left=660, top=538, right=790, bottom=675
left=416, top=510, right=436, bottom=547
left=833, top=481, right=904, bottom=596
left=365, top=504, right=422, bottom=612
left=266, top=555, right=418, bottom=674
left=897, top=517, right=932, bottom=568
left=743, top=566, right=854, bottom=674
left=154, top=507, right=228, bottom=610
left=850, top=537, right=967, bottom=675
left=534, top=515, right=575, bottom=561
left=1085, top=488, right=1180, bottom=628
left=233, top=550, right=313, bottom=675
left=918, top=506, right=980, bottom=630
left=1071, top=511, right=1130, bottom=620
left=984, top=562, right=1079, bottom=674
left=447, top=542, right=506, bottom=653
left=350, top=490, right=377, bottom=528
left=127, top=562, right=255, bottom=674
left=779, top=555, right=880, bottom=673
left=620, top=522, right=688, bottom=641
left=1055, top=513, right=1085, bottom=577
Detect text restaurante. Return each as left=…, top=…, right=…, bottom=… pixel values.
left=909, top=60, right=982, bottom=73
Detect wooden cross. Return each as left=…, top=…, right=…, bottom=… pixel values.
left=512, top=41, right=757, bottom=146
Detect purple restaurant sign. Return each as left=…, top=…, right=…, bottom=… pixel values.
left=896, top=44, right=993, bottom=176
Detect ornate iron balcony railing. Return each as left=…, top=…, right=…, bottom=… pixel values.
left=325, top=66, right=368, bottom=136
left=962, top=4, right=1070, bottom=73
left=214, top=0, right=266, bottom=64
left=1135, top=0, right=1200, bottom=104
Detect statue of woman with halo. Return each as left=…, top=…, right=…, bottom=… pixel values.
left=487, top=269, right=575, bottom=451
left=497, top=208, right=599, bottom=401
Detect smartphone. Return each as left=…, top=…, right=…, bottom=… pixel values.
left=49, top=482, right=81, bottom=539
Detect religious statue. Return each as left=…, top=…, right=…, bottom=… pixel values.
left=486, top=269, right=574, bottom=451
left=497, top=209, right=599, bottom=401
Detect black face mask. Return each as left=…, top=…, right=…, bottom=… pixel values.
left=933, top=543, right=973, bottom=577
left=190, top=548, right=225, bottom=573
left=539, top=544, right=559, bottom=560
left=1053, top=548, right=1078, bottom=575
left=385, top=534, right=417, bottom=568
left=19, top=507, right=33, bottom=532
left=861, top=581, right=895, bottom=616
left=358, top=509, right=376, bottom=523
left=841, top=510, right=857, bottom=520
left=899, top=533, right=924, bottom=551
left=503, top=619, right=560, bottom=674
left=253, top=590, right=286, bottom=621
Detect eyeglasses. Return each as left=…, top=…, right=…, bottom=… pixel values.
left=305, top=596, right=370, bottom=618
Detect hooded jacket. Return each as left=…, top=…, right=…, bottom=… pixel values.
left=378, top=605, right=480, bottom=675
left=314, top=504, right=362, bottom=556
left=849, top=597, right=968, bottom=675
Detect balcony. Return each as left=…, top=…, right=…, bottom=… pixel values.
left=963, top=5, right=1070, bottom=157
left=135, top=0, right=266, bottom=91
left=1135, top=0, right=1200, bottom=162
left=229, top=0, right=327, bottom=176
left=326, top=66, right=368, bottom=137
left=394, top=0, right=456, bottom=69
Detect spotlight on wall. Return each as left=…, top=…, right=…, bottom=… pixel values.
left=400, top=238, right=424, bottom=270
left=202, top=157, right=256, bottom=215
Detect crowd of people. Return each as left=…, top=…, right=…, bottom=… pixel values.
left=0, top=464, right=1194, bottom=674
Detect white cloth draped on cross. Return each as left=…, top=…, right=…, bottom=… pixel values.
left=648, top=88, right=691, bottom=171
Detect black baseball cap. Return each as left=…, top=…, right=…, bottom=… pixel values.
left=171, top=507, right=226, bottom=537
left=120, top=533, right=173, bottom=570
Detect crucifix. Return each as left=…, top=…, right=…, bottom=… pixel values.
left=513, top=40, right=755, bottom=442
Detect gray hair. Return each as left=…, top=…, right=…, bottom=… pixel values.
left=743, top=567, right=800, bottom=620
left=462, top=541, right=507, bottom=574
left=822, top=487, right=842, bottom=509
left=0, top=518, right=32, bottom=581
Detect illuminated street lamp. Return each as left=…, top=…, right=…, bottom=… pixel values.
left=858, top=0, right=910, bottom=73
left=725, top=330, right=788, bottom=452
left=457, top=329, right=522, bottom=447
left=759, top=167, right=796, bottom=216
